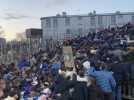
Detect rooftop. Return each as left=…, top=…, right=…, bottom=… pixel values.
left=41, top=11, right=134, bottom=20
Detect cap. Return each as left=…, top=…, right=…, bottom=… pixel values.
left=83, top=61, right=90, bottom=69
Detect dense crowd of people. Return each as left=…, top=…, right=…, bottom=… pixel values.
left=0, top=23, right=134, bottom=100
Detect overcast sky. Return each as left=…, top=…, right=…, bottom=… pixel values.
left=0, top=0, right=134, bottom=40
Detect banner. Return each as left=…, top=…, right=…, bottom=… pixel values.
left=63, top=46, right=74, bottom=68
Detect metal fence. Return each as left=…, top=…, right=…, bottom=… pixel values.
left=0, top=39, right=40, bottom=64
left=0, top=38, right=62, bottom=65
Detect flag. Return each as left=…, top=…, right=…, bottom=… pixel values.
left=63, top=46, right=75, bottom=68
left=33, top=96, right=39, bottom=100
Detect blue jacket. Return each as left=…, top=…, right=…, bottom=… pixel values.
left=88, top=67, right=116, bottom=93
left=52, top=63, right=61, bottom=70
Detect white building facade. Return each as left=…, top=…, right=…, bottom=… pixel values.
left=41, top=11, right=134, bottom=41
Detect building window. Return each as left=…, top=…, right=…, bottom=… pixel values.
left=65, top=17, right=70, bottom=26
left=98, top=16, right=103, bottom=26
left=111, top=15, right=116, bottom=25
left=90, top=16, right=95, bottom=26
left=65, top=29, right=71, bottom=40
left=46, top=18, right=51, bottom=28
left=78, top=16, right=82, bottom=20
left=78, top=28, right=83, bottom=36
left=132, top=16, right=134, bottom=23
left=118, top=15, right=123, bottom=19
left=66, top=29, right=71, bottom=34
left=53, top=18, right=58, bottom=28
left=90, top=28, right=96, bottom=33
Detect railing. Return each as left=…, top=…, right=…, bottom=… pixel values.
left=122, top=83, right=134, bottom=99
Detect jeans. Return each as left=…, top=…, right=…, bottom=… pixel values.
left=115, top=85, right=122, bottom=100
left=103, top=92, right=114, bottom=100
